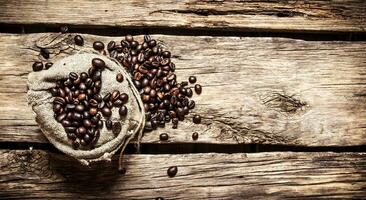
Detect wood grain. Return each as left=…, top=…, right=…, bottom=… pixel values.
left=0, top=150, right=365, bottom=199
left=0, top=0, right=365, bottom=33
left=0, top=33, right=366, bottom=146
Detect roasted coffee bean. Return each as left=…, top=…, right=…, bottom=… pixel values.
left=92, top=70, right=102, bottom=81
left=67, top=132, right=77, bottom=140
left=102, top=107, right=112, bottom=117
left=125, top=35, right=134, bottom=43
left=89, top=107, right=98, bottom=116
left=69, top=72, right=78, bottom=81
left=92, top=58, right=106, bottom=69
left=61, top=119, right=71, bottom=127
left=162, top=51, right=171, bottom=58
left=120, top=93, right=129, bottom=103
left=83, top=134, right=92, bottom=144
left=167, top=166, right=178, bottom=177
left=106, top=120, right=113, bottom=130
left=93, top=41, right=105, bottom=51
left=192, top=132, right=199, bottom=140
left=193, top=115, right=201, bottom=124
left=159, top=133, right=169, bottom=141
left=83, top=119, right=92, bottom=128
left=50, top=88, right=59, bottom=96
left=186, top=88, right=193, bottom=97
left=74, top=35, right=84, bottom=46
left=75, top=127, right=87, bottom=138
left=45, top=62, right=53, bottom=70
left=103, top=92, right=111, bottom=101
left=119, top=106, right=128, bottom=117
left=144, top=35, right=151, bottom=42
left=106, top=101, right=113, bottom=108
left=189, top=76, right=197, bottom=84
left=54, top=97, right=66, bottom=105
left=73, top=113, right=83, bottom=121
left=148, top=39, right=156, bottom=47
left=32, top=62, right=43, bottom=72
left=40, top=48, right=50, bottom=59
left=188, top=100, right=195, bottom=109
left=172, top=118, right=178, bottom=129
left=107, top=41, right=116, bottom=51
left=60, top=26, right=68, bottom=33
left=116, top=73, right=124, bottom=82
left=89, top=99, right=98, bottom=107
left=144, top=121, right=153, bottom=131
left=194, top=84, right=202, bottom=94
left=75, top=104, right=85, bottom=112
left=113, top=99, right=123, bottom=107
left=112, top=122, right=122, bottom=135
left=90, top=130, right=100, bottom=147
left=111, top=90, right=120, bottom=102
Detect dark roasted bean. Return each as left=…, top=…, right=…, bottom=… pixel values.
left=106, top=120, right=113, bottom=130
left=194, top=84, right=202, bottom=94
left=116, top=73, right=124, bottom=82
left=159, top=133, right=169, bottom=141
left=92, top=58, right=105, bottom=69
left=125, top=35, right=134, bottom=43
left=102, top=107, right=112, bottom=117
left=111, top=90, right=120, bottom=102
left=120, top=93, right=129, bottom=103
left=119, top=106, right=128, bottom=117
left=189, top=76, right=197, bottom=84
left=32, top=62, right=43, bottom=71
left=74, top=35, right=84, bottom=46
left=192, top=132, right=199, bottom=140
left=167, top=166, right=178, bottom=177
left=45, top=62, right=53, bottom=70
left=103, top=92, right=111, bottom=101
left=193, top=115, right=201, bottom=124
left=93, top=41, right=105, bottom=51
left=107, top=41, right=116, bottom=51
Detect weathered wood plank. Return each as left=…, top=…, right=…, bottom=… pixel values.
left=0, top=0, right=365, bottom=33
left=0, top=33, right=366, bottom=146
left=0, top=150, right=365, bottom=199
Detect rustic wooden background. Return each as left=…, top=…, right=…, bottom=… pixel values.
left=0, top=0, right=365, bottom=199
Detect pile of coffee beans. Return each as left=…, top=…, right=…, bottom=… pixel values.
left=50, top=58, right=129, bottom=149
left=92, top=35, right=203, bottom=131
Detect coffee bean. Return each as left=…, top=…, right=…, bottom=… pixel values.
left=111, top=90, right=120, bottom=102
left=144, top=35, right=151, bottom=42
left=194, top=84, right=202, bottom=94
left=74, top=35, right=84, bottom=46
left=106, top=120, right=113, bottom=130
left=193, top=115, right=201, bottom=124
left=83, top=119, right=92, bottom=128
left=120, top=93, right=129, bottom=103
left=162, top=51, right=171, bottom=58
left=45, top=62, right=53, bottom=70
left=97, top=120, right=103, bottom=129
left=54, top=97, right=66, bottom=105
left=40, top=48, right=50, bottom=59
left=189, top=76, right=197, bottom=84
left=93, top=41, right=105, bottom=51
left=32, top=62, right=43, bottom=71
left=113, top=99, right=122, bottom=107
left=192, top=132, right=199, bottom=140
left=116, top=73, right=124, bottom=82
left=76, top=127, right=86, bottom=138
left=73, top=139, right=80, bottom=149
left=60, top=26, right=68, bottom=33
left=92, top=58, right=105, bottom=70
left=167, top=166, right=178, bottom=177
left=188, top=100, right=195, bottom=109
left=102, top=107, right=112, bottom=117
left=75, top=104, right=85, bottom=112
left=107, top=41, right=116, bottom=51
left=90, top=130, right=100, bottom=147
left=89, top=107, right=98, bottom=116
left=125, top=35, right=133, bottom=43
left=83, top=134, right=92, bottom=144
left=119, top=106, right=128, bottom=117
left=69, top=72, right=78, bottom=81
left=112, top=122, right=122, bottom=135
left=89, top=99, right=98, bottom=107
left=103, top=92, right=111, bottom=101
left=144, top=121, right=153, bottom=131
left=159, top=133, right=169, bottom=141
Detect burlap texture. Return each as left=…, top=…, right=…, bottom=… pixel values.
left=27, top=53, right=145, bottom=166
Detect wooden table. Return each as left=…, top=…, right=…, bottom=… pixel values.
left=0, top=1, right=365, bottom=199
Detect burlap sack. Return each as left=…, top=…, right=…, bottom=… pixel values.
left=27, top=53, right=145, bottom=166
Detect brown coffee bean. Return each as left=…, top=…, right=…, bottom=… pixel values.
left=89, top=107, right=98, bottom=116
left=103, top=92, right=111, bottom=101
left=93, top=41, right=105, bottom=51
left=167, top=166, right=178, bottom=177
left=125, top=35, right=134, bottom=43
left=107, top=41, right=116, bottom=51
left=45, top=62, right=53, bottom=70
left=159, top=133, right=169, bottom=141
left=119, top=106, right=128, bottom=117
left=194, top=84, right=202, bottom=94
left=189, top=76, right=197, bottom=84
left=92, top=58, right=105, bottom=69
left=120, top=93, right=129, bottom=103
left=32, top=62, right=43, bottom=72
left=193, top=115, right=201, bottom=124
left=116, top=73, right=124, bottom=82
left=74, top=35, right=84, bottom=46
left=111, top=90, right=120, bottom=102
left=102, top=107, right=112, bottom=117
left=113, top=99, right=123, bottom=107
left=106, top=120, right=113, bottom=130
left=192, top=132, right=199, bottom=140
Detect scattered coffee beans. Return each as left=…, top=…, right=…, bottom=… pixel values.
left=60, top=26, right=69, bottom=33
left=192, top=132, right=199, bottom=140
left=103, top=35, right=203, bottom=131
left=50, top=58, right=129, bottom=149
left=74, top=35, right=84, bottom=46
left=194, top=84, right=202, bottom=95
left=32, top=62, right=43, bottom=72
left=159, top=133, right=169, bottom=141
left=167, top=166, right=178, bottom=177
